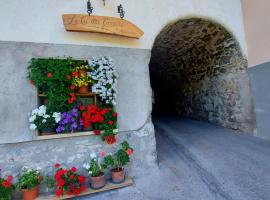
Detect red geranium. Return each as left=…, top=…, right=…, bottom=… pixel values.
left=70, top=85, right=75, bottom=90
left=74, top=188, right=81, bottom=196
left=105, top=135, right=116, bottom=145
left=72, top=71, right=78, bottom=77
left=53, top=165, right=86, bottom=197
left=80, top=105, right=86, bottom=111
left=112, top=112, right=117, bottom=117
left=126, top=149, right=133, bottom=156
left=66, top=75, right=71, bottom=80
left=93, top=130, right=101, bottom=135
left=54, top=163, right=60, bottom=168
left=47, top=73, right=53, bottom=78
left=71, top=167, right=77, bottom=173
left=69, top=174, right=74, bottom=180
left=108, top=120, right=114, bottom=125
left=1, top=180, right=11, bottom=189
left=78, top=175, right=86, bottom=184
left=55, top=189, right=63, bottom=197
left=68, top=93, right=76, bottom=104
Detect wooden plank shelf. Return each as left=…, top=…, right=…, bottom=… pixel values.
left=36, top=177, right=134, bottom=200
left=34, top=129, right=118, bottom=141
left=38, top=93, right=96, bottom=97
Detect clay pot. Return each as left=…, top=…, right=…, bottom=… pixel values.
left=111, top=168, right=125, bottom=183
left=89, top=173, right=106, bottom=189
left=78, top=70, right=87, bottom=76
left=78, top=85, right=89, bottom=94
left=43, top=98, right=49, bottom=105
left=21, top=186, right=39, bottom=200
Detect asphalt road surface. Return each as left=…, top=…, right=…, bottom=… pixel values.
left=80, top=116, right=270, bottom=200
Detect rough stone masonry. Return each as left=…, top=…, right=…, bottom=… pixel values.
left=150, top=18, right=256, bottom=133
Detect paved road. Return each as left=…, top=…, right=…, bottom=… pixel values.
left=80, top=116, right=270, bottom=200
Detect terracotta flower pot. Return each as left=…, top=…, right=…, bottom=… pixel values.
left=89, top=173, right=106, bottom=189
left=78, top=85, right=89, bottom=94
left=111, top=168, right=125, bottom=183
left=78, top=70, right=87, bottom=76
left=21, top=186, right=39, bottom=200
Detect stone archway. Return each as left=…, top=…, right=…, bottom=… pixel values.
left=150, top=17, right=256, bottom=133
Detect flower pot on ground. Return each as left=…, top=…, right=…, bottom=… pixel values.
left=89, top=173, right=106, bottom=189
left=83, top=152, right=107, bottom=189
left=21, top=186, right=39, bottom=200
left=104, top=141, right=134, bottom=184
left=78, top=85, right=89, bottom=94
left=16, top=168, right=42, bottom=200
left=111, top=167, right=125, bottom=183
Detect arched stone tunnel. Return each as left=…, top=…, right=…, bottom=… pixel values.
left=150, top=18, right=256, bottom=133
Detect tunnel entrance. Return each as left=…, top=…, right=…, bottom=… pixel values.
left=150, top=18, right=256, bottom=133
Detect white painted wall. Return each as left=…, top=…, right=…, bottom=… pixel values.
left=0, top=0, right=247, bottom=54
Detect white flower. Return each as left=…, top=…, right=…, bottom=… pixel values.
left=42, top=119, right=47, bottom=123
left=29, top=115, right=36, bottom=122
left=88, top=171, right=92, bottom=175
left=43, top=114, right=50, bottom=119
left=30, top=124, right=37, bottom=130
left=90, top=152, right=97, bottom=159
left=32, top=108, right=39, bottom=115
left=52, top=112, right=61, bottom=123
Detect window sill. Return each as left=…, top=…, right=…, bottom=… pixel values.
left=34, top=129, right=118, bottom=141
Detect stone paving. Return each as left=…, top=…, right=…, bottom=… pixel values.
left=80, top=116, right=270, bottom=200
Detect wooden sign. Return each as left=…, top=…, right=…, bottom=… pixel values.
left=62, top=14, right=144, bottom=39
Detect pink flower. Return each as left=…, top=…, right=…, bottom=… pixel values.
left=99, top=151, right=106, bottom=157
left=126, top=149, right=133, bottom=156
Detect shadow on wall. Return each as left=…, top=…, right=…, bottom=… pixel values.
left=149, top=17, right=256, bottom=134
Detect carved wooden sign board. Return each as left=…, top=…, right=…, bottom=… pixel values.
left=62, top=14, right=144, bottom=39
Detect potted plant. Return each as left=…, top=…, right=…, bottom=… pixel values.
left=0, top=171, right=14, bottom=200
left=72, top=67, right=92, bottom=94
left=83, top=152, right=106, bottom=189
left=104, top=141, right=133, bottom=183
left=52, top=164, right=86, bottom=197
left=29, top=105, right=61, bottom=135
left=16, top=167, right=42, bottom=200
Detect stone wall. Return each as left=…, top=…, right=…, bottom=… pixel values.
left=0, top=41, right=157, bottom=197
left=150, top=18, right=256, bottom=133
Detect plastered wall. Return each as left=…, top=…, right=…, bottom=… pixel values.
left=0, top=0, right=247, bottom=54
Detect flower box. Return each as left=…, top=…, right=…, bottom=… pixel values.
left=35, top=177, right=134, bottom=200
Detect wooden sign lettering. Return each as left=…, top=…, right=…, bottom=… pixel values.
left=62, top=14, right=144, bottom=39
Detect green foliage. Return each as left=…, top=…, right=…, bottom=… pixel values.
left=103, top=141, right=133, bottom=169
left=16, top=168, right=41, bottom=190
left=27, top=57, right=88, bottom=112
left=88, top=159, right=105, bottom=177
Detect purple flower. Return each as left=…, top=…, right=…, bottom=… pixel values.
left=56, top=125, right=65, bottom=133
left=79, top=119, right=84, bottom=126
left=56, top=107, right=82, bottom=133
